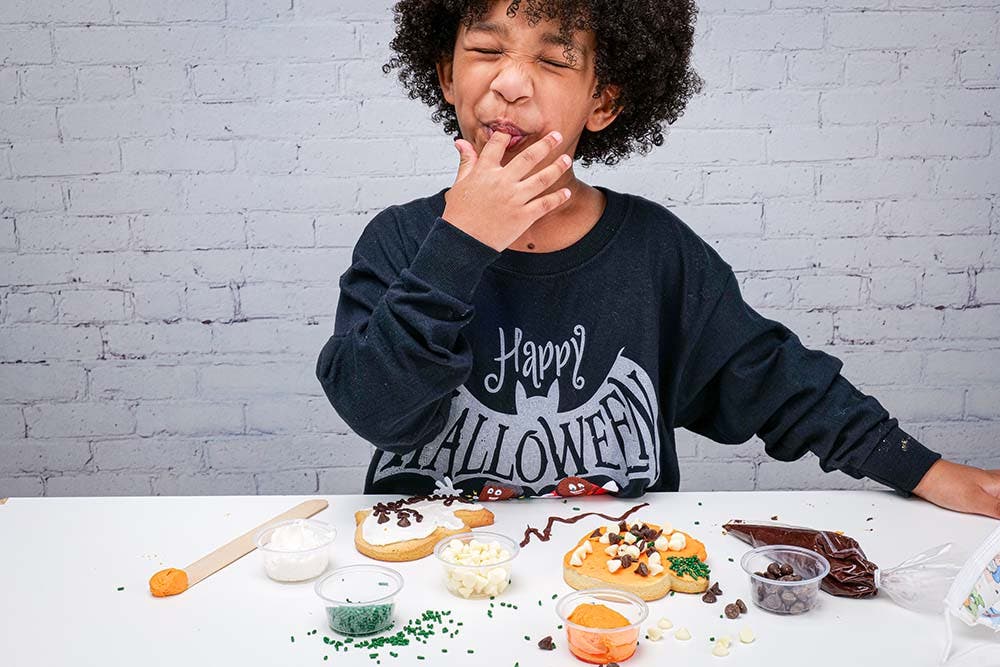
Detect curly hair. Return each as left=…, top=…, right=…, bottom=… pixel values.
left=381, top=0, right=704, bottom=168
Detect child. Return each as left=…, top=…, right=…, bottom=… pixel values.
left=316, top=0, right=999, bottom=518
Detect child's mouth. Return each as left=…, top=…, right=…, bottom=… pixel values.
left=485, top=125, right=527, bottom=149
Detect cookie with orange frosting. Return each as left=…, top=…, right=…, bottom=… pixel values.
left=562, top=520, right=710, bottom=601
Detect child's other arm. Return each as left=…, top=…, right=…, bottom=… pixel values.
left=315, top=206, right=498, bottom=453
left=674, top=260, right=941, bottom=497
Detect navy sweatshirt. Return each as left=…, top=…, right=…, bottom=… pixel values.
left=316, top=184, right=941, bottom=499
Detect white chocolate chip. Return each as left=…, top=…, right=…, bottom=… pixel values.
left=570, top=551, right=584, bottom=567
left=659, top=522, right=673, bottom=535
left=626, top=544, right=642, bottom=558
left=623, top=532, right=637, bottom=545
left=674, top=628, right=691, bottom=641
left=605, top=545, right=619, bottom=557
left=654, top=535, right=669, bottom=551
left=739, top=628, right=755, bottom=644
left=668, top=533, right=687, bottom=551
left=718, top=636, right=732, bottom=649
left=646, top=626, right=663, bottom=641
left=712, top=643, right=730, bottom=657
left=607, top=558, right=622, bottom=573
left=648, top=552, right=661, bottom=566
left=582, top=540, right=593, bottom=554
left=649, top=563, right=665, bottom=577
left=657, top=617, right=673, bottom=630
left=599, top=532, right=611, bottom=544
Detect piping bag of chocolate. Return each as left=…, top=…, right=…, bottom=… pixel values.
left=723, top=520, right=962, bottom=610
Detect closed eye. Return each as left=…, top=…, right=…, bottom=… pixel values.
left=469, top=49, right=572, bottom=69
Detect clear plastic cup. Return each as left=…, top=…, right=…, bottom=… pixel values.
left=555, top=588, right=648, bottom=664
left=433, top=531, right=519, bottom=599
left=740, top=544, right=830, bottom=615
left=254, top=518, right=335, bottom=582
left=315, top=565, right=404, bottom=636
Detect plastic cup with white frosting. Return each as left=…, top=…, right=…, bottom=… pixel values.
left=254, top=518, right=336, bottom=582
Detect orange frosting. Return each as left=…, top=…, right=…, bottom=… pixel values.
left=562, top=522, right=708, bottom=584
left=568, top=602, right=630, bottom=629
left=566, top=603, right=639, bottom=664
left=149, top=568, right=189, bottom=597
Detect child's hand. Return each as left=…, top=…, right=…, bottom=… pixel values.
left=913, top=459, right=1000, bottom=519
left=442, top=129, right=574, bottom=251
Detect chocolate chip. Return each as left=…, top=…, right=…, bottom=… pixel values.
left=397, top=517, right=411, bottom=527
left=736, top=598, right=747, bottom=614
left=766, top=563, right=782, bottom=578
left=636, top=563, right=649, bottom=577
left=377, top=513, right=390, bottom=524
left=609, top=532, right=621, bottom=545
left=620, top=555, right=633, bottom=569
left=537, top=636, right=555, bottom=651
left=770, top=515, right=779, bottom=521
left=779, top=575, right=797, bottom=582
left=779, top=563, right=794, bottom=577
left=646, top=547, right=657, bottom=557
left=590, top=529, right=602, bottom=539
left=710, top=582, right=723, bottom=595
left=724, top=603, right=740, bottom=619
left=619, top=521, right=629, bottom=532
left=701, top=590, right=717, bottom=604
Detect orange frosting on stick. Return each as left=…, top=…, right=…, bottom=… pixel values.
left=149, top=568, right=189, bottom=597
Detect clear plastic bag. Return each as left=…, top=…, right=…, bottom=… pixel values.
left=876, top=543, right=963, bottom=614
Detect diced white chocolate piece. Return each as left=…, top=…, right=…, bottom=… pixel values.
left=653, top=535, right=669, bottom=551
left=659, top=522, right=673, bottom=535
left=570, top=550, right=584, bottom=567
left=668, top=532, right=687, bottom=551
left=582, top=540, right=593, bottom=554
left=712, top=643, right=730, bottom=658
left=605, top=545, right=619, bottom=557
left=649, top=563, right=665, bottom=577
left=623, top=532, right=637, bottom=545
left=674, top=628, right=691, bottom=641
left=599, top=532, right=611, bottom=544
left=657, top=617, right=673, bottom=630
left=739, top=628, right=755, bottom=644
left=646, top=626, right=663, bottom=641
left=607, top=558, right=622, bottom=573
left=648, top=552, right=661, bottom=566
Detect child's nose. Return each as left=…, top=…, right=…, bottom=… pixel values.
left=489, top=61, right=533, bottom=104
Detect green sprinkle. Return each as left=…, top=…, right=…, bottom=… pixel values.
left=551, top=594, right=558, bottom=599
left=728, top=557, right=734, bottom=562
left=698, top=502, right=703, bottom=506
left=538, top=600, right=543, bottom=606
left=524, top=635, right=530, bottom=641
left=557, top=625, right=563, bottom=630
left=291, top=636, right=295, bottom=643
left=694, top=521, right=700, bottom=525
left=710, top=637, right=715, bottom=642
left=667, top=555, right=711, bottom=580
left=417, top=656, right=425, bottom=661
left=370, top=653, right=378, bottom=659
left=572, top=507, right=580, bottom=511
left=468, top=650, right=475, bottom=654
left=324, top=657, right=328, bottom=661
left=116, top=586, right=124, bottom=591
left=378, top=581, right=389, bottom=586
left=442, top=649, right=448, bottom=653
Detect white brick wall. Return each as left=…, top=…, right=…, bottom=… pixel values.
left=1, top=0, right=998, bottom=497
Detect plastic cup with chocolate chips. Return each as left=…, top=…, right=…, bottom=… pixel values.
left=740, top=545, right=830, bottom=615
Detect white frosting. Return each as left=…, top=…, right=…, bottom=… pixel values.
left=361, top=498, right=483, bottom=546
left=260, top=520, right=333, bottom=582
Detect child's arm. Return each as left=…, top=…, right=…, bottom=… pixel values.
left=674, top=245, right=941, bottom=497
left=315, top=206, right=498, bottom=452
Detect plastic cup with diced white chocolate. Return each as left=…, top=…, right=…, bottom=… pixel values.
left=740, top=544, right=830, bottom=615
left=433, top=531, right=519, bottom=599
left=555, top=589, right=648, bottom=664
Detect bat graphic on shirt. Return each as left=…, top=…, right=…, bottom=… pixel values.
left=372, top=347, right=661, bottom=493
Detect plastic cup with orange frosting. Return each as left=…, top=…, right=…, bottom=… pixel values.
left=555, top=589, right=648, bottom=664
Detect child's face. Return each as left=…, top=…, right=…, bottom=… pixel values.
left=436, top=1, right=620, bottom=168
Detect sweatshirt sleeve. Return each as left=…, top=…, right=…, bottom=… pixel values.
left=672, top=242, right=941, bottom=496
left=315, top=207, right=500, bottom=453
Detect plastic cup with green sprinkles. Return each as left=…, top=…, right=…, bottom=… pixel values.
left=315, top=565, right=404, bottom=637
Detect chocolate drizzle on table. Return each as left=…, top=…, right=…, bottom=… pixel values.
left=370, top=494, right=475, bottom=528
left=519, top=502, right=649, bottom=547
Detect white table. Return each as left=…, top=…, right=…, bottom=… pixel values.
left=0, top=491, right=995, bottom=666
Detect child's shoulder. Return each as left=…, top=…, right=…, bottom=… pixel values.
left=612, top=187, right=728, bottom=266
left=351, top=187, right=447, bottom=264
